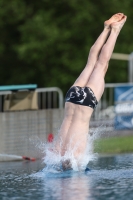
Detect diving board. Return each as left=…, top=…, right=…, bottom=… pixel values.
left=0, top=84, right=37, bottom=91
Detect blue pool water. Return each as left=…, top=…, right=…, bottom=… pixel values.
left=0, top=153, right=133, bottom=200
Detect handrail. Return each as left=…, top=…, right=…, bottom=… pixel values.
left=0, top=91, right=12, bottom=95
left=105, top=83, right=133, bottom=88
left=36, top=87, right=64, bottom=109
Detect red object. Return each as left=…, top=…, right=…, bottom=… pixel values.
left=30, top=158, right=36, bottom=161
left=22, top=156, right=36, bottom=161
left=47, top=133, right=54, bottom=142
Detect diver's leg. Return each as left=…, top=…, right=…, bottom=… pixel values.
left=86, top=15, right=127, bottom=101
left=73, top=13, right=124, bottom=87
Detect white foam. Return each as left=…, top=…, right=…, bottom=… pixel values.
left=43, top=133, right=98, bottom=172
left=30, top=125, right=108, bottom=172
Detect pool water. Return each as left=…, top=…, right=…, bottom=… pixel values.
left=0, top=153, right=133, bottom=200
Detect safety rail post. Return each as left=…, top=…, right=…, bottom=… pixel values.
left=128, top=52, right=133, bottom=83
left=0, top=91, right=12, bottom=112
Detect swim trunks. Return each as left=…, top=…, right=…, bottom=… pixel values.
left=65, top=86, right=98, bottom=109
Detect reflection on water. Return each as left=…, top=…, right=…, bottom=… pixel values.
left=0, top=154, right=133, bottom=200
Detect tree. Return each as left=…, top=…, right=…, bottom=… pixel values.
left=0, top=0, right=132, bottom=95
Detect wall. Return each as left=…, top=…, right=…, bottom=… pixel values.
left=0, top=109, right=64, bottom=159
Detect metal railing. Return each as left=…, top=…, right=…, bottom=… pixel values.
left=0, top=87, right=64, bottom=112
left=1, top=84, right=133, bottom=118
left=36, top=87, right=64, bottom=109
left=93, top=83, right=133, bottom=120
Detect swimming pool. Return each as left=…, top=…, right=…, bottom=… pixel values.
left=0, top=153, right=133, bottom=200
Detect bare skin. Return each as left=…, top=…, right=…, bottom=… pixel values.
left=53, top=13, right=127, bottom=168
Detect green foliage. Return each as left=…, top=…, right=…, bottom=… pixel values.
left=0, top=0, right=133, bottom=95
left=94, top=135, right=133, bottom=154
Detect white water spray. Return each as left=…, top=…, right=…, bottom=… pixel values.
left=42, top=128, right=104, bottom=172
left=30, top=124, right=108, bottom=172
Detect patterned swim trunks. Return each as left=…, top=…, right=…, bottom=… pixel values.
left=65, top=86, right=98, bottom=109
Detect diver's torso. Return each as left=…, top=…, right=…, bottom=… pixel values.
left=64, top=102, right=93, bottom=123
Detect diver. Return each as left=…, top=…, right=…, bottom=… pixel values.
left=52, top=13, right=127, bottom=170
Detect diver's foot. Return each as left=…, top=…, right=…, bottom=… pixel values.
left=104, top=13, right=124, bottom=29
left=111, top=15, right=127, bottom=31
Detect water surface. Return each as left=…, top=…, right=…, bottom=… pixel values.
left=0, top=154, right=133, bottom=200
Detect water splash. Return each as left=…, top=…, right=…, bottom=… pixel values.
left=30, top=125, right=109, bottom=172
left=43, top=133, right=98, bottom=172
